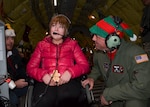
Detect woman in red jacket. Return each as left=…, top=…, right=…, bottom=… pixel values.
left=26, top=14, right=90, bottom=107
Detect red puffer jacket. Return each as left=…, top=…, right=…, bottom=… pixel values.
left=27, top=36, right=90, bottom=82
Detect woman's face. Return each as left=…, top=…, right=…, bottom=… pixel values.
left=50, top=22, right=66, bottom=44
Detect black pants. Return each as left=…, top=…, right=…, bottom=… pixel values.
left=32, top=79, right=88, bottom=107
left=9, top=86, right=28, bottom=107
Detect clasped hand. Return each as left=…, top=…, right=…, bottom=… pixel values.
left=42, top=70, right=71, bottom=86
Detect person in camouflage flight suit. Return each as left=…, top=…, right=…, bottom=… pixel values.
left=82, top=15, right=150, bottom=107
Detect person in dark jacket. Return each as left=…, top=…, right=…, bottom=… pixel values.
left=82, top=16, right=150, bottom=107
left=140, top=0, right=150, bottom=57
left=26, top=14, right=90, bottom=107
left=5, top=23, right=28, bottom=107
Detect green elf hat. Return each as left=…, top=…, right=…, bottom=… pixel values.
left=89, top=16, right=137, bottom=41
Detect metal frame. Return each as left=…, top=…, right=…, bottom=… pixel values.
left=0, top=20, right=9, bottom=100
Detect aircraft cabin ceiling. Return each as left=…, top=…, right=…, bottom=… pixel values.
left=0, top=0, right=144, bottom=49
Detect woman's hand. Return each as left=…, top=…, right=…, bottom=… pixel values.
left=43, top=71, right=72, bottom=86
left=42, top=74, right=51, bottom=85
left=42, top=73, right=59, bottom=86
left=58, top=70, right=71, bottom=85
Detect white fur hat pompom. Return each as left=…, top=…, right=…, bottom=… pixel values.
left=5, top=23, right=16, bottom=37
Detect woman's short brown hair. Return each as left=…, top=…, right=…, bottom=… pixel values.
left=49, top=14, right=71, bottom=35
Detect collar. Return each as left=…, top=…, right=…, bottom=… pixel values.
left=107, top=50, right=117, bottom=60
left=7, top=51, right=12, bottom=58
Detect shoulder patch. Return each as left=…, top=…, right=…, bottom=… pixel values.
left=135, top=54, right=149, bottom=64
